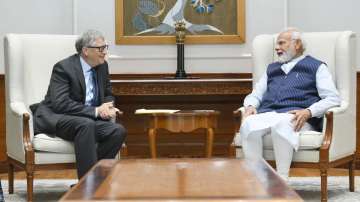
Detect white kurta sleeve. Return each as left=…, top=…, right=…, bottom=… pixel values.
left=243, top=72, right=268, bottom=108
left=307, top=64, right=341, bottom=118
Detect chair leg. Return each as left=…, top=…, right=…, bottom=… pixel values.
left=320, top=168, right=328, bottom=202
left=8, top=163, right=14, bottom=194
left=349, top=158, right=355, bottom=192
left=26, top=169, right=34, bottom=202
left=228, top=143, right=236, bottom=157
left=120, top=144, right=128, bottom=158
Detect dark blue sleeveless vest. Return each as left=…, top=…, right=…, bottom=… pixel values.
left=258, top=55, right=324, bottom=131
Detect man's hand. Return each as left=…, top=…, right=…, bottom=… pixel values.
left=244, top=106, right=257, bottom=119
left=288, top=109, right=312, bottom=132
left=97, top=102, right=118, bottom=120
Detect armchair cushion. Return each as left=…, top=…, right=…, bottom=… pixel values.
left=35, top=152, right=75, bottom=164
left=32, top=133, right=74, bottom=154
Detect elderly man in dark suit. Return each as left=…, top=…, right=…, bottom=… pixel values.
left=33, top=30, right=126, bottom=179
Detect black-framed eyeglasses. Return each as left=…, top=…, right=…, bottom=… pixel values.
left=87, top=45, right=109, bottom=53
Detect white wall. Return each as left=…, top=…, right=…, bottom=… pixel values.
left=0, top=0, right=358, bottom=74
left=288, top=0, right=360, bottom=70
left=0, top=0, right=73, bottom=74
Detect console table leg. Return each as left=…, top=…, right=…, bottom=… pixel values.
left=206, top=128, right=214, bottom=158
left=149, top=128, right=157, bottom=158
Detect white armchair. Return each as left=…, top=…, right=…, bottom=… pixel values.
left=233, top=31, right=356, bottom=202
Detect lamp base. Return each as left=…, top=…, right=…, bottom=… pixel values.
left=175, top=70, right=187, bottom=79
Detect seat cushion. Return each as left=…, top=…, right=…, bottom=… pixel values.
left=35, top=152, right=76, bottom=164
left=33, top=133, right=75, bottom=154
left=234, top=130, right=324, bottom=150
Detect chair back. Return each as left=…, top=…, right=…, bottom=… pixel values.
left=4, top=34, right=78, bottom=160
left=4, top=34, right=78, bottom=107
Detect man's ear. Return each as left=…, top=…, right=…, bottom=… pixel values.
left=294, top=39, right=302, bottom=51
left=82, top=48, right=88, bottom=57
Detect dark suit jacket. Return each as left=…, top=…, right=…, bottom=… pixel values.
left=33, top=54, right=114, bottom=134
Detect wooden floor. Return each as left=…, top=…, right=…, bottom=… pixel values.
left=0, top=168, right=359, bottom=180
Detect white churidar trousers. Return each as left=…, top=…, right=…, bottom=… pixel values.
left=240, top=112, right=313, bottom=177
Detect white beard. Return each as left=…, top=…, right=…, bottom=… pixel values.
left=278, top=46, right=296, bottom=63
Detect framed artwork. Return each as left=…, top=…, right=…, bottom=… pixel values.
left=115, top=0, right=245, bottom=44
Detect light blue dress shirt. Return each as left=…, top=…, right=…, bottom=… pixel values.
left=80, top=56, right=96, bottom=107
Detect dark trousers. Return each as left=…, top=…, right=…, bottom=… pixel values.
left=0, top=179, right=4, bottom=202
left=56, top=116, right=126, bottom=179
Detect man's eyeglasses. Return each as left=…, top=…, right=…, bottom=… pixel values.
left=87, top=45, right=109, bottom=53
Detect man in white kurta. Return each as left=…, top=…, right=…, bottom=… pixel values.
left=240, top=28, right=341, bottom=180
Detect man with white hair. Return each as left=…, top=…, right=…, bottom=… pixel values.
left=240, top=28, right=341, bottom=180
left=32, top=30, right=126, bottom=179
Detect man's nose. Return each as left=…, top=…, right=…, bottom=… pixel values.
left=101, top=50, right=108, bottom=56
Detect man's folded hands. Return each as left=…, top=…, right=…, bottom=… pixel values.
left=97, top=102, right=119, bottom=120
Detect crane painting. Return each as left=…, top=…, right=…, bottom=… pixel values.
left=132, top=0, right=224, bottom=35
left=115, top=0, right=245, bottom=44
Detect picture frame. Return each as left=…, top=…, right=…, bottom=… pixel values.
left=115, top=0, right=245, bottom=44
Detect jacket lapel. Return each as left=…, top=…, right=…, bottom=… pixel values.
left=95, top=65, right=104, bottom=103
left=73, top=55, right=86, bottom=101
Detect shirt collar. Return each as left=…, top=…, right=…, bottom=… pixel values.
left=287, top=54, right=306, bottom=65
left=280, top=54, right=306, bottom=74
left=80, top=56, right=92, bottom=73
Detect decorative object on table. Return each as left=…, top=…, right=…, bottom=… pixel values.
left=174, top=21, right=187, bottom=78
left=115, top=0, right=245, bottom=44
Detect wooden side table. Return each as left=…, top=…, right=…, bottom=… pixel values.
left=138, top=110, right=220, bottom=158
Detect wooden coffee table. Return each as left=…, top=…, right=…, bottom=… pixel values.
left=60, top=158, right=303, bottom=201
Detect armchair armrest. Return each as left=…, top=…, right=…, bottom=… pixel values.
left=113, top=110, right=128, bottom=158
left=233, top=107, right=244, bottom=133
left=10, top=101, right=34, bottom=140
left=230, top=107, right=245, bottom=156
left=320, top=111, right=333, bottom=151
left=232, top=107, right=245, bottom=146
left=233, top=108, right=241, bottom=117
left=326, top=101, right=348, bottom=114
left=10, top=102, right=31, bottom=117
left=320, top=100, right=355, bottom=161
left=233, top=107, right=245, bottom=117
left=7, top=101, right=34, bottom=163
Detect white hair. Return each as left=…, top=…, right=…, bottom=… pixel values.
left=75, top=29, right=105, bottom=54
left=282, top=27, right=306, bottom=52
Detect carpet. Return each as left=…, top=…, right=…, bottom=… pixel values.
left=289, top=177, right=360, bottom=201
left=1, top=177, right=360, bottom=201
left=1, top=179, right=77, bottom=202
